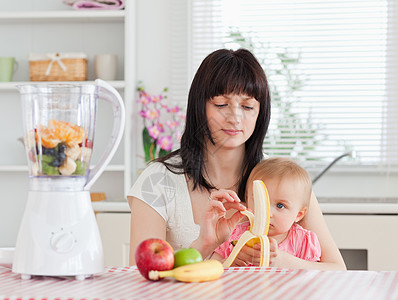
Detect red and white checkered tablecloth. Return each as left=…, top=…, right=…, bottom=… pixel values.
left=1, top=265, right=398, bottom=300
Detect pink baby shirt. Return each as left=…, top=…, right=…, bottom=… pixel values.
left=215, top=221, right=321, bottom=262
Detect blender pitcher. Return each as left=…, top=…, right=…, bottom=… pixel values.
left=13, top=79, right=125, bottom=280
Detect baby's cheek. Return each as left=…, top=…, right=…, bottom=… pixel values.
left=246, top=194, right=254, bottom=211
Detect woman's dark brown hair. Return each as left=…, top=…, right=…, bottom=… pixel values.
left=157, top=48, right=271, bottom=199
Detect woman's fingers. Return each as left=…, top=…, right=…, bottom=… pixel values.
left=208, top=189, right=246, bottom=215
left=209, top=189, right=240, bottom=203
left=228, top=209, right=246, bottom=227
left=223, top=201, right=247, bottom=211
left=207, top=198, right=226, bottom=213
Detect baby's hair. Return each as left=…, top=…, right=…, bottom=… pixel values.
left=247, top=157, right=312, bottom=207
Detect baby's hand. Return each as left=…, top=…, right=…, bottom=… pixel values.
left=230, top=243, right=260, bottom=266
left=268, top=237, right=279, bottom=266
left=231, top=238, right=278, bottom=267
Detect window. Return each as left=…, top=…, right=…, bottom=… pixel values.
left=182, top=0, right=398, bottom=171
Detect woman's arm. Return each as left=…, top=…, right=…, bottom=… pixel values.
left=128, top=196, right=167, bottom=265
left=291, top=191, right=346, bottom=270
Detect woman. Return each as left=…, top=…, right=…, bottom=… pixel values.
left=127, top=48, right=346, bottom=270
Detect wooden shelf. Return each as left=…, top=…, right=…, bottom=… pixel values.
left=0, top=0, right=135, bottom=225
left=0, top=10, right=125, bottom=22
left=0, top=164, right=125, bottom=172
left=0, top=81, right=126, bottom=92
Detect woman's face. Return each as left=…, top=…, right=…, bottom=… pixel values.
left=205, top=93, right=260, bottom=150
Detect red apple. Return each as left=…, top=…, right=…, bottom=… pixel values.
left=135, top=238, right=174, bottom=280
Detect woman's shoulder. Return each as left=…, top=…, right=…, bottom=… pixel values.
left=127, top=155, right=186, bottom=221
left=140, top=161, right=168, bottom=175
left=140, top=155, right=183, bottom=177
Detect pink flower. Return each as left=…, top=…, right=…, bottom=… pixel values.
left=138, top=90, right=152, bottom=105
left=157, top=122, right=165, bottom=133
left=140, top=109, right=160, bottom=120
left=139, top=110, right=147, bottom=118
left=137, top=83, right=185, bottom=161
left=165, top=120, right=179, bottom=129
left=139, top=90, right=149, bottom=98
left=178, top=111, right=186, bottom=120
left=169, top=106, right=180, bottom=113
left=151, top=95, right=163, bottom=103
left=175, top=129, right=183, bottom=142
left=148, top=125, right=161, bottom=140
left=138, top=95, right=150, bottom=105
left=157, top=136, right=173, bottom=151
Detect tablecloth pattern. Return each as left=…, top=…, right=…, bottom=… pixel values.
left=1, top=265, right=398, bottom=299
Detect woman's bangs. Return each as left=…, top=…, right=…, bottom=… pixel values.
left=210, top=69, right=262, bottom=101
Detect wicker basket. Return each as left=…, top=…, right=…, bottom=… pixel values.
left=29, top=53, right=87, bottom=81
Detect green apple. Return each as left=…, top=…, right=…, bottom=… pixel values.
left=173, top=248, right=203, bottom=268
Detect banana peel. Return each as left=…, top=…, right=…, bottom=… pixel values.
left=223, top=180, right=271, bottom=267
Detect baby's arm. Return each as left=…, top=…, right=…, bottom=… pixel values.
left=210, top=252, right=225, bottom=262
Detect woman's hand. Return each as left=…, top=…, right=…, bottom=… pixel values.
left=192, top=189, right=246, bottom=258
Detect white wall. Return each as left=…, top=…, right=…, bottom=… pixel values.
left=136, top=0, right=174, bottom=92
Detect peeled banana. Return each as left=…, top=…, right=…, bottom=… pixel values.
left=148, top=260, right=224, bottom=282
left=223, top=180, right=271, bottom=267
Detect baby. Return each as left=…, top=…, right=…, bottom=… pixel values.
left=213, top=157, right=321, bottom=265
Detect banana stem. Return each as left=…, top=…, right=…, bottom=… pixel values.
left=157, top=270, right=174, bottom=278
left=148, top=269, right=174, bottom=280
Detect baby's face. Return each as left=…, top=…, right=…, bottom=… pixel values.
left=246, top=177, right=307, bottom=238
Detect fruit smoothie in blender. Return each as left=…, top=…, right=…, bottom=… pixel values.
left=13, top=80, right=125, bottom=280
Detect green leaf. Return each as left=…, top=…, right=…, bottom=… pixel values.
left=142, top=127, right=156, bottom=162
left=158, top=148, right=171, bottom=158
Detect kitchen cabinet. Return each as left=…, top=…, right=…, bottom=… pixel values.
left=96, top=212, right=131, bottom=267
left=95, top=209, right=398, bottom=269
left=0, top=0, right=136, bottom=247
left=324, top=214, right=398, bottom=271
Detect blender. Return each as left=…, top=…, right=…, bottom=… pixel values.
left=12, top=79, right=125, bottom=280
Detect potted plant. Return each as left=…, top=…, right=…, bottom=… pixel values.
left=137, top=83, right=185, bottom=162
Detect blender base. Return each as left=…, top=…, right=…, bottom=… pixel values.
left=20, top=273, right=92, bottom=281
left=12, top=189, right=104, bottom=279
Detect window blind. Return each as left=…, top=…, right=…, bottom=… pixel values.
left=180, top=0, right=398, bottom=171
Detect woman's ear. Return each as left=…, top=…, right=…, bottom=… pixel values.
left=295, top=207, right=307, bottom=223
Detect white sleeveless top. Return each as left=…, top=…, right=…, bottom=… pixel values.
left=127, top=160, right=200, bottom=250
